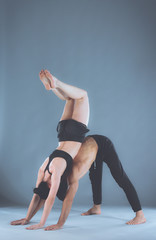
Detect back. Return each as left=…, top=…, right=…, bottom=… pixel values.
left=68, top=136, right=98, bottom=183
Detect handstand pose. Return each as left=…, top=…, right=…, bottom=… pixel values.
left=10, top=69, right=89, bottom=230
left=44, top=135, right=146, bottom=230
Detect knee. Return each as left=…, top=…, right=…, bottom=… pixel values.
left=117, top=179, right=124, bottom=188
left=116, top=176, right=129, bottom=189
left=83, top=90, right=88, bottom=98
left=111, top=171, right=124, bottom=188
left=78, top=90, right=88, bottom=101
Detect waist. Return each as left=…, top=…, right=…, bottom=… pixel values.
left=57, top=141, right=81, bottom=158
left=57, top=119, right=89, bottom=143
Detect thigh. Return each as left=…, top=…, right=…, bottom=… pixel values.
left=60, top=99, right=75, bottom=121
left=72, top=94, right=90, bottom=125
left=104, top=142, right=125, bottom=180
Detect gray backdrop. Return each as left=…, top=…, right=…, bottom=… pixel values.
left=0, top=0, right=156, bottom=208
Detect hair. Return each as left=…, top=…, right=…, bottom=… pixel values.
left=33, top=181, right=50, bottom=200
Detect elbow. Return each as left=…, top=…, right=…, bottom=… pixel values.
left=72, top=185, right=78, bottom=193
left=72, top=182, right=79, bottom=192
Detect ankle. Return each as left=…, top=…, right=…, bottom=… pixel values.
left=53, top=76, right=59, bottom=88
left=136, top=210, right=144, bottom=217
left=93, top=204, right=101, bottom=210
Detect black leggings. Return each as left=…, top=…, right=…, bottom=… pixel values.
left=89, top=135, right=142, bottom=212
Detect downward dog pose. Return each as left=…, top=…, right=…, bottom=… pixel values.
left=10, top=69, right=89, bottom=230
left=44, top=135, right=146, bottom=231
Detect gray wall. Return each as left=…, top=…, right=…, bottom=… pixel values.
left=1, top=0, right=156, bottom=208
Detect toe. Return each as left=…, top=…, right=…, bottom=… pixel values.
left=45, top=69, right=51, bottom=75
left=127, top=221, right=132, bottom=225
left=81, top=213, right=86, bottom=216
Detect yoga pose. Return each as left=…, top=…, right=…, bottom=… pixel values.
left=10, top=69, right=89, bottom=230
left=10, top=72, right=146, bottom=230
left=11, top=134, right=146, bottom=230
left=44, top=135, right=146, bottom=231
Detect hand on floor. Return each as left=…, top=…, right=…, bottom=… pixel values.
left=26, top=223, right=43, bottom=230
left=44, top=223, right=62, bottom=231
left=10, top=218, right=29, bottom=225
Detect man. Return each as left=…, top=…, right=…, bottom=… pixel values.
left=11, top=135, right=146, bottom=230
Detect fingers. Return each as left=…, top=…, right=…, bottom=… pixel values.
left=26, top=223, right=43, bottom=230
left=44, top=225, right=55, bottom=231
left=26, top=225, right=36, bottom=230
left=44, top=224, right=61, bottom=231
left=26, top=226, right=33, bottom=230
left=10, top=221, right=19, bottom=225
left=21, top=221, right=28, bottom=225
left=10, top=220, right=23, bottom=225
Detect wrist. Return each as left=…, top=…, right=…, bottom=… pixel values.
left=57, top=220, right=64, bottom=227
left=39, top=221, right=45, bottom=227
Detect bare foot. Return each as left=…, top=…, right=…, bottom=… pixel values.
left=39, top=69, right=52, bottom=90
left=126, top=210, right=146, bottom=225
left=81, top=205, right=101, bottom=216
left=44, top=69, right=56, bottom=89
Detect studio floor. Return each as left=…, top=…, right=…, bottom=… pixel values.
left=0, top=205, right=156, bottom=240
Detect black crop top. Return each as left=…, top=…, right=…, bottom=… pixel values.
left=44, top=149, right=73, bottom=178
left=57, top=119, right=89, bottom=143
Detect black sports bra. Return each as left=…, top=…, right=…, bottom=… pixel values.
left=44, top=149, right=73, bottom=178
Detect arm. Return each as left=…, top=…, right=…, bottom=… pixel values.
left=11, top=168, right=45, bottom=226
left=25, top=194, right=40, bottom=221
left=40, top=172, right=61, bottom=226
left=58, top=181, right=79, bottom=226
left=26, top=171, right=61, bottom=230
left=25, top=168, right=45, bottom=221
left=29, top=199, right=45, bottom=219
left=10, top=194, right=41, bottom=225
left=45, top=180, right=79, bottom=231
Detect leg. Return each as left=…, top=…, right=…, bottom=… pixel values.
left=82, top=150, right=103, bottom=216
left=126, top=210, right=146, bottom=225
left=60, top=99, right=75, bottom=121
left=44, top=69, right=90, bottom=125
left=39, top=69, right=51, bottom=90
left=72, top=93, right=89, bottom=125
left=81, top=204, right=101, bottom=216
left=44, top=69, right=87, bottom=100
left=104, top=140, right=146, bottom=224
left=39, top=70, right=67, bottom=100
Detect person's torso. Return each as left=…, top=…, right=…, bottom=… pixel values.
left=69, top=136, right=98, bottom=181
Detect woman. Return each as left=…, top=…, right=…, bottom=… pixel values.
left=10, top=69, right=90, bottom=230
